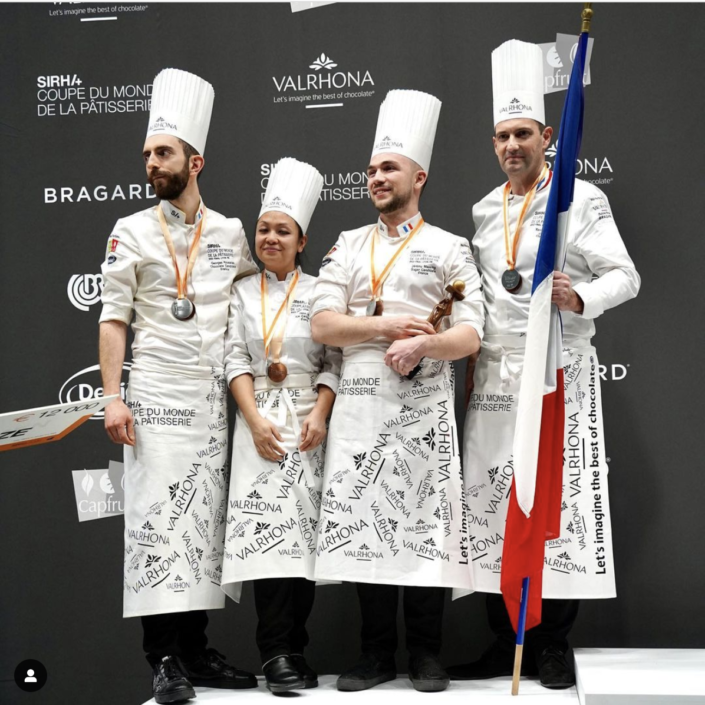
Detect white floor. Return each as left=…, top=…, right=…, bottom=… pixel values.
left=143, top=649, right=705, bottom=705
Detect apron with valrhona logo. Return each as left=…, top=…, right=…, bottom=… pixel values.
left=220, top=270, right=341, bottom=602
left=461, top=338, right=616, bottom=599
left=123, top=361, right=229, bottom=618
left=309, top=217, right=485, bottom=588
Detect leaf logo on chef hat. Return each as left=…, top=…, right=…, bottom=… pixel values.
left=169, top=482, right=180, bottom=500
left=396, top=490, right=405, bottom=500
left=422, top=428, right=436, bottom=451
left=428, top=487, right=435, bottom=496
left=195, top=547, right=203, bottom=560
left=359, top=544, right=370, bottom=550
left=400, top=405, right=413, bottom=413
left=566, top=522, right=575, bottom=534
left=81, top=470, right=94, bottom=496
left=388, top=519, right=398, bottom=532
left=433, top=508, right=441, bottom=520
left=558, top=552, right=571, bottom=560
left=423, top=538, right=436, bottom=547
left=488, top=467, right=498, bottom=484
left=142, top=521, right=154, bottom=531
left=248, top=490, right=262, bottom=500
left=561, top=501, right=568, bottom=511
left=353, top=453, right=367, bottom=470
left=309, top=518, right=319, bottom=533
left=326, top=488, right=335, bottom=498
left=309, top=53, right=337, bottom=71
left=325, top=520, right=339, bottom=534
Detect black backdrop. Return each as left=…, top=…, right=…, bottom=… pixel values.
left=1, top=3, right=704, bottom=704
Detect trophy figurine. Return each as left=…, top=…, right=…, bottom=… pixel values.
left=405, top=280, right=466, bottom=380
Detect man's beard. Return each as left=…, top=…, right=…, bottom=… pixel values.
left=148, top=160, right=190, bottom=201
left=374, top=186, right=412, bottom=215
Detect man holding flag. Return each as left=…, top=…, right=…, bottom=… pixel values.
left=450, top=37, right=640, bottom=688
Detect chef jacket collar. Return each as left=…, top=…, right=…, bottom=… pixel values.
left=264, top=266, right=301, bottom=283
left=160, top=198, right=206, bottom=227
left=377, top=211, right=423, bottom=241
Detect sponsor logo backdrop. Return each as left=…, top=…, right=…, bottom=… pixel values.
left=1, top=3, right=703, bottom=704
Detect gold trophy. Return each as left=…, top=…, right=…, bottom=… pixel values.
left=405, top=280, right=466, bottom=380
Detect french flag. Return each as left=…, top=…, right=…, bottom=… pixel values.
left=500, top=31, right=590, bottom=632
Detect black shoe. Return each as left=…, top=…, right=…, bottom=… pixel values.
left=292, top=654, right=318, bottom=689
left=151, top=655, right=196, bottom=704
left=262, top=655, right=305, bottom=693
left=182, top=648, right=258, bottom=689
left=446, top=640, right=538, bottom=680
left=537, top=646, right=575, bottom=689
left=337, top=653, right=396, bottom=692
left=408, top=654, right=450, bottom=693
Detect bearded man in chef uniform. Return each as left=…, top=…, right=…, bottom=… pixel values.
left=99, top=68, right=259, bottom=704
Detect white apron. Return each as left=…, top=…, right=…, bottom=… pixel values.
left=461, top=335, right=616, bottom=599
left=313, top=358, right=473, bottom=589
left=123, top=362, right=229, bottom=617
left=221, top=373, right=325, bottom=602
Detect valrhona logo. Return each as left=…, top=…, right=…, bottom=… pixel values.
left=264, top=196, right=292, bottom=212
left=374, top=135, right=404, bottom=152
left=499, top=97, right=533, bottom=116
left=273, top=54, right=374, bottom=93
left=149, top=116, right=177, bottom=133
left=546, top=143, right=614, bottom=185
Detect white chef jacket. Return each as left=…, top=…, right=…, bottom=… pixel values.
left=310, top=213, right=485, bottom=355
left=100, top=199, right=258, bottom=371
left=472, top=179, right=640, bottom=341
left=224, top=268, right=341, bottom=389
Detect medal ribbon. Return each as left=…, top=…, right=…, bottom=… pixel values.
left=502, top=163, right=549, bottom=271
left=369, top=218, right=425, bottom=300
left=157, top=203, right=207, bottom=300
left=261, top=270, right=300, bottom=363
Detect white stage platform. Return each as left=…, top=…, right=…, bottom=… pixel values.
left=143, top=675, right=576, bottom=704
left=142, top=649, right=705, bottom=705
left=575, top=648, right=705, bottom=704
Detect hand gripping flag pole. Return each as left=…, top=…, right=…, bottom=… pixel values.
left=508, top=4, right=593, bottom=696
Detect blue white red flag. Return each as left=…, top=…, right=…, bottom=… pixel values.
left=501, top=31, right=590, bottom=632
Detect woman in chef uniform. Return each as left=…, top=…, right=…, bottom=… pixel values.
left=221, top=158, right=340, bottom=693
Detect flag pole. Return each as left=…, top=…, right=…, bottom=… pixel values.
left=511, top=577, right=530, bottom=696
left=509, top=5, right=593, bottom=697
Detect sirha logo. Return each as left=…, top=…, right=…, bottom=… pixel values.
left=273, top=54, right=374, bottom=92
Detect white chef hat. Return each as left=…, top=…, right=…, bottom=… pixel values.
left=259, top=158, right=324, bottom=234
left=370, top=89, right=442, bottom=173
left=146, top=68, right=214, bottom=155
left=492, top=40, right=545, bottom=127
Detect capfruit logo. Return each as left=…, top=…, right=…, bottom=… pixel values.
left=59, top=363, right=132, bottom=419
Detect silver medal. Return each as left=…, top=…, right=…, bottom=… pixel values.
left=365, top=299, right=377, bottom=316
left=171, top=297, right=195, bottom=320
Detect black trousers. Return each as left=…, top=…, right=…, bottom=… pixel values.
left=142, top=610, right=209, bottom=665
left=487, top=593, right=579, bottom=655
left=254, top=578, right=316, bottom=664
left=356, top=583, right=445, bottom=661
